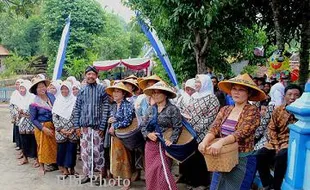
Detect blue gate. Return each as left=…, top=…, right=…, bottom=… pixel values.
left=0, top=87, right=15, bottom=102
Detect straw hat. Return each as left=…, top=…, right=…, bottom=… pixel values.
left=122, top=79, right=139, bottom=91
left=124, top=74, right=138, bottom=80
left=218, top=74, right=267, bottom=101
left=138, top=75, right=161, bottom=90
left=29, top=77, right=50, bottom=94
left=144, top=81, right=177, bottom=99
left=106, top=82, right=133, bottom=97
left=137, top=77, right=144, bottom=83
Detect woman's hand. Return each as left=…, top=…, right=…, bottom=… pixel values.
left=109, top=127, right=115, bottom=136
left=147, top=132, right=158, bottom=142
left=42, top=127, right=54, bottom=137
left=198, top=141, right=209, bottom=154
left=76, top=129, right=81, bottom=137
left=108, top=117, right=116, bottom=124
left=60, top=129, right=68, bottom=136
left=165, top=139, right=172, bottom=146
left=207, top=140, right=224, bottom=156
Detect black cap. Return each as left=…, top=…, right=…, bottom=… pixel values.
left=85, top=66, right=98, bottom=74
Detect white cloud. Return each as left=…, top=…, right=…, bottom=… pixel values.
left=96, top=0, right=135, bottom=22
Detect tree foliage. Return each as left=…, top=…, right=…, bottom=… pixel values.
left=0, top=14, right=43, bottom=56
left=40, top=0, right=106, bottom=78
left=125, top=0, right=271, bottom=80
left=0, top=0, right=147, bottom=80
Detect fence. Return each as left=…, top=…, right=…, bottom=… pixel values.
left=0, top=87, right=15, bottom=102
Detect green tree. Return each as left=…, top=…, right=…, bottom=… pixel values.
left=0, top=14, right=43, bottom=56
left=92, top=13, right=131, bottom=61
left=40, top=0, right=106, bottom=77
left=0, top=53, right=30, bottom=78
left=125, top=0, right=269, bottom=79
left=251, top=0, right=310, bottom=85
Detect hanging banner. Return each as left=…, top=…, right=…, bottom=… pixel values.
left=136, top=12, right=178, bottom=87
left=52, top=15, right=71, bottom=81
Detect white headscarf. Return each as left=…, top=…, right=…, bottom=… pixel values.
left=52, top=81, right=76, bottom=120
left=67, top=76, right=77, bottom=85
left=72, top=81, right=81, bottom=90
left=49, top=81, right=61, bottom=97
left=10, top=79, right=24, bottom=105
left=192, top=74, right=214, bottom=99
left=177, top=78, right=196, bottom=106
left=102, top=79, right=111, bottom=87
left=17, top=80, right=35, bottom=111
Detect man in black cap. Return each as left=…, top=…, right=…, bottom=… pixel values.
left=73, top=66, right=109, bottom=184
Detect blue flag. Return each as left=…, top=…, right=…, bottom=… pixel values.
left=136, top=12, right=178, bottom=87
left=52, top=15, right=71, bottom=81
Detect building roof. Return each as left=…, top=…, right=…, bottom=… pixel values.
left=0, top=45, right=9, bottom=56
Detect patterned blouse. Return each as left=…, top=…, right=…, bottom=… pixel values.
left=9, top=104, right=19, bottom=124
left=208, top=104, right=260, bottom=153
left=52, top=114, right=78, bottom=143
left=141, top=101, right=182, bottom=143
left=18, top=111, right=35, bottom=134
left=110, top=99, right=134, bottom=129
left=265, top=105, right=297, bottom=151
left=254, top=105, right=274, bottom=151
left=29, top=93, right=55, bottom=131
left=186, top=94, right=220, bottom=143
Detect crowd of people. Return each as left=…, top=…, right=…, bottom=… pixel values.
left=9, top=65, right=303, bottom=190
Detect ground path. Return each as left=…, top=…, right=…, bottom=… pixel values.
left=0, top=105, right=188, bottom=190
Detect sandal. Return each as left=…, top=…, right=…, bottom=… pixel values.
left=33, top=161, right=40, bottom=168
left=18, top=159, right=29, bottom=166
left=70, top=170, right=80, bottom=178
left=45, top=165, right=58, bottom=172
left=59, top=173, right=69, bottom=180
left=17, top=154, right=24, bottom=159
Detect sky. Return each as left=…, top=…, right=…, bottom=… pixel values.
left=96, top=0, right=135, bottom=22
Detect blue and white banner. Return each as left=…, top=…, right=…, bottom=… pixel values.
left=136, top=12, right=178, bottom=87
left=52, top=15, right=71, bottom=81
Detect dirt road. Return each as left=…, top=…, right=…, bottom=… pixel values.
left=0, top=105, right=187, bottom=190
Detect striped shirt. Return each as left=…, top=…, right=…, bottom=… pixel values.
left=221, top=119, right=237, bottom=137
left=73, top=83, right=109, bottom=131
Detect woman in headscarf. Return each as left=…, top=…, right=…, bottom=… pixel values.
left=135, top=75, right=161, bottom=125
left=48, top=81, right=61, bottom=98
left=72, top=81, right=81, bottom=97
left=105, top=82, right=134, bottom=189
left=52, top=81, right=79, bottom=178
left=198, top=74, right=266, bottom=190
left=16, top=80, right=37, bottom=166
left=141, top=81, right=182, bottom=190
left=29, top=77, right=57, bottom=175
left=102, top=79, right=111, bottom=88
left=10, top=79, right=24, bottom=151
left=178, top=74, right=220, bottom=188
left=67, top=76, right=77, bottom=86
left=176, top=78, right=196, bottom=117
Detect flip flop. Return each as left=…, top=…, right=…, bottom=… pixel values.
left=59, top=174, right=69, bottom=180
left=33, top=162, right=40, bottom=168
left=17, top=155, right=24, bottom=159
left=70, top=171, right=80, bottom=178
left=45, top=167, right=57, bottom=172
left=18, top=160, right=29, bottom=166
